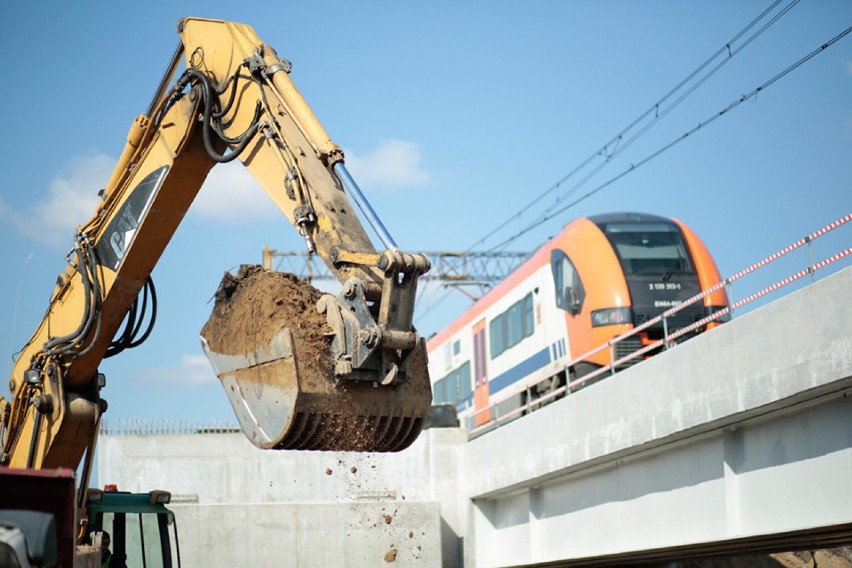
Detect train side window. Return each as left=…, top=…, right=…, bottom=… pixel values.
left=489, top=316, right=504, bottom=358
left=489, top=292, right=535, bottom=359
left=435, top=362, right=472, bottom=405
left=524, top=293, right=534, bottom=333
left=458, top=362, right=472, bottom=401
left=551, top=250, right=584, bottom=315
left=507, top=302, right=523, bottom=347
left=433, top=377, right=448, bottom=404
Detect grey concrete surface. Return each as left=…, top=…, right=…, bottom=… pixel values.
left=99, top=427, right=467, bottom=567
left=171, top=501, right=441, bottom=567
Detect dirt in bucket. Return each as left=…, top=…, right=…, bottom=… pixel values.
left=200, top=264, right=334, bottom=380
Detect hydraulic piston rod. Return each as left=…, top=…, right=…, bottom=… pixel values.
left=334, top=162, right=399, bottom=252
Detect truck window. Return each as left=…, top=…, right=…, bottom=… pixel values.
left=102, top=511, right=170, bottom=568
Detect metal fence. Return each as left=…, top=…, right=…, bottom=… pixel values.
left=100, top=418, right=240, bottom=436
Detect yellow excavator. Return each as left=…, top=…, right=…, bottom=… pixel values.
left=0, top=16, right=432, bottom=497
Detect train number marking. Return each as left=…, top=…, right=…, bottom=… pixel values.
left=648, top=282, right=682, bottom=291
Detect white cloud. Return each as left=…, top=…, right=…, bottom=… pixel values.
left=344, top=139, right=429, bottom=189
left=192, top=139, right=429, bottom=219
left=133, top=353, right=220, bottom=386
left=6, top=154, right=114, bottom=248
left=1, top=154, right=276, bottom=248
left=5, top=139, right=428, bottom=247
left=192, top=160, right=277, bottom=222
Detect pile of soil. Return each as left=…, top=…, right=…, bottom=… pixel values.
left=200, top=264, right=333, bottom=378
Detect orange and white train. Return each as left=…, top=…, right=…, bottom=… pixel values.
left=426, top=212, right=729, bottom=429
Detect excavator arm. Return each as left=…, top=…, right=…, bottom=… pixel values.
left=0, top=18, right=432, bottom=480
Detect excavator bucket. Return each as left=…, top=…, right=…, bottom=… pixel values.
left=199, top=266, right=432, bottom=452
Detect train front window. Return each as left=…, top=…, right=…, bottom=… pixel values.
left=603, top=222, right=694, bottom=277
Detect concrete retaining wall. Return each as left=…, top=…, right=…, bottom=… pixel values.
left=171, top=501, right=441, bottom=567
left=99, top=428, right=467, bottom=567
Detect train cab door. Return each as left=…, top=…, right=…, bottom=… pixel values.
left=551, top=249, right=587, bottom=355
left=472, top=318, right=491, bottom=426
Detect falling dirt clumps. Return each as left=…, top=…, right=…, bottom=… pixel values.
left=201, top=265, right=332, bottom=376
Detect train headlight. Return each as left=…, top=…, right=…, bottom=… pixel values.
left=590, top=307, right=633, bottom=327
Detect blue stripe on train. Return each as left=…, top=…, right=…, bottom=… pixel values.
left=488, top=347, right=552, bottom=396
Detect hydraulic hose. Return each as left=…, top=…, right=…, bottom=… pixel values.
left=43, top=243, right=94, bottom=355
left=106, top=278, right=157, bottom=358
left=176, top=68, right=263, bottom=163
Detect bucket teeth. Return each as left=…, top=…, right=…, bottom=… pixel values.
left=201, top=332, right=432, bottom=452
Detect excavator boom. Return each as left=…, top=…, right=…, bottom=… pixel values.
left=0, top=18, right=432, bottom=478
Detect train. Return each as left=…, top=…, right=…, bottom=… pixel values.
left=426, top=212, right=729, bottom=429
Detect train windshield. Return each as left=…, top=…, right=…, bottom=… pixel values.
left=602, top=222, right=694, bottom=277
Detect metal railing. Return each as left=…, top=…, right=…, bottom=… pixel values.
left=468, top=214, right=851, bottom=436
left=100, top=418, right=240, bottom=436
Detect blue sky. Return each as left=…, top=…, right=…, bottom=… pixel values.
left=1, top=1, right=850, bottom=425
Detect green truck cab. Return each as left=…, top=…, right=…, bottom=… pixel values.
left=85, top=487, right=181, bottom=568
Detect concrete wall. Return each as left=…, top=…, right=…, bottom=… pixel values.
left=468, top=392, right=852, bottom=566
left=171, top=501, right=441, bottom=567
left=99, top=428, right=467, bottom=567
